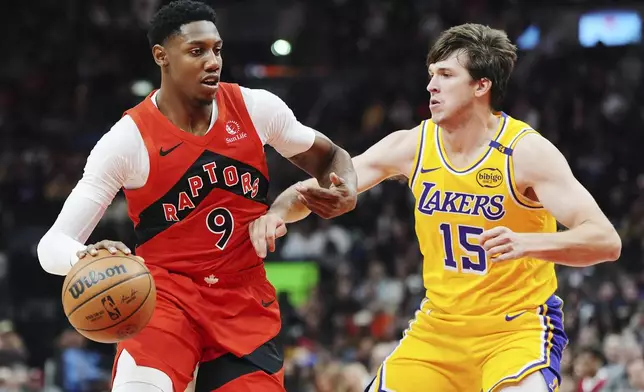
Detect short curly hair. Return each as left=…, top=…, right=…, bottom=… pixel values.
left=147, top=0, right=217, bottom=47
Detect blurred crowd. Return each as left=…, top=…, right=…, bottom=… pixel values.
left=1, top=0, right=644, bottom=391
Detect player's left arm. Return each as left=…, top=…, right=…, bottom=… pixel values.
left=480, top=133, right=621, bottom=266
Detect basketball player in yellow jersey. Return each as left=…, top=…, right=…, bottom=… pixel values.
left=249, top=24, right=621, bottom=392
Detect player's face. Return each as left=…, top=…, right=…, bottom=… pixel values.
left=161, top=21, right=223, bottom=104
left=426, top=51, right=478, bottom=125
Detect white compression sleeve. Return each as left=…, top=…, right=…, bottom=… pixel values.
left=37, top=116, right=144, bottom=275
left=240, top=87, right=316, bottom=158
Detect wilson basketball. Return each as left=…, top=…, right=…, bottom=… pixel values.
left=61, top=249, right=156, bottom=343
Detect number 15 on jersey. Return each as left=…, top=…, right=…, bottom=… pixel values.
left=438, top=223, right=488, bottom=274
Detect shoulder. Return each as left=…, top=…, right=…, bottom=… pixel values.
left=392, top=125, right=423, bottom=145
left=368, top=125, right=421, bottom=154
left=239, top=86, right=289, bottom=114
left=411, top=119, right=438, bottom=147
left=512, top=131, right=570, bottom=185
left=512, top=131, right=558, bottom=164
left=79, top=115, right=147, bottom=190
left=100, top=115, right=142, bottom=147
left=505, top=114, right=533, bottom=130
left=398, top=121, right=429, bottom=156
left=358, top=124, right=422, bottom=172
left=109, top=115, right=140, bottom=137
left=397, top=123, right=426, bottom=154
left=384, top=121, right=426, bottom=142
left=501, top=113, right=542, bottom=143
left=89, top=115, right=144, bottom=162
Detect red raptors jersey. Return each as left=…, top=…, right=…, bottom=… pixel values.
left=123, top=83, right=269, bottom=277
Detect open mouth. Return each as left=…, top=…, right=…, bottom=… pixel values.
left=201, top=75, right=220, bottom=87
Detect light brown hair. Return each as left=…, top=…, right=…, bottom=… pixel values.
left=427, top=24, right=518, bottom=110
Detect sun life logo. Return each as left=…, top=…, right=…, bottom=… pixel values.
left=226, top=120, right=240, bottom=135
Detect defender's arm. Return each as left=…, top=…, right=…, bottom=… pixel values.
left=288, top=130, right=358, bottom=200
left=272, top=127, right=420, bottom=223
left=507, top=133, right=621, bottom=266
left=244, top=87, right=358, bottom=218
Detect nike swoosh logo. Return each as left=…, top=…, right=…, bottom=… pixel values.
left=261, top=299, right=275, bottom=308
left=420, top=167, right=441, bottom=174
left=505, top=311, right=527, bottom=322
left=159, top=142, right=184, bottom=156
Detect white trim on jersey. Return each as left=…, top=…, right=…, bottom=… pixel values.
left=37, top=87, right=316, bottom=276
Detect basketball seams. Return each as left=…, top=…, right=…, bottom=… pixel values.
left=65, top=271, right=150, bottom=317
left=74, top=273, right=154, bottom=333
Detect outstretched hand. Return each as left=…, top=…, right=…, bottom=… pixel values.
left=295, top=172, right=357, bottom=219
left=249, top=213, right=288, bottom=258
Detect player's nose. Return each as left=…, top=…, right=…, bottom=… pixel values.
left=204, top=50, right=221, bottom=72
left=427, top=78, right=439, bottom=93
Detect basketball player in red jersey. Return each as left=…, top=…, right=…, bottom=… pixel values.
left=36, top=1, right=357, bottom=391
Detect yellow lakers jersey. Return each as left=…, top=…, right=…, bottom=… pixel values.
left=409, top=113, right=558, bottom=316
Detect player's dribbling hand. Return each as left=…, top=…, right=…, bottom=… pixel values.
left=295, top=172, right=357, bottom=219
left=479, top=226, right=526, bottom=262
left=77, top=240, right=134, bottom=260
left=249, top=213, right=288, bottom=258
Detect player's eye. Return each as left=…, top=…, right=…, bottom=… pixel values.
left=190, top=48, right=203, bottom=56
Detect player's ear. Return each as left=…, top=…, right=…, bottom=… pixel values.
left=152, top=44, right=168, bottom=67
left=473, top=77, right=492, bottom=98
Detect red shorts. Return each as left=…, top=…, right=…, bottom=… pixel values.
left=111, top=264, right=284, bottom=392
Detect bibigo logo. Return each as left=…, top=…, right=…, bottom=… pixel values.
left=476, top=168, right=503, bottom=188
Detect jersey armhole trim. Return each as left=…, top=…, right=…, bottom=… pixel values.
left=408, top=121, right=429, bottom=190
left=505, top=128, right=543, bottom=209
left=225, top=83, right=270, bottom=179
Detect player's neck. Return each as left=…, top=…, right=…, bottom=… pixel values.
left=440, top=109, right=499, bottom=154
left=156, top=86, right=213, bottom=136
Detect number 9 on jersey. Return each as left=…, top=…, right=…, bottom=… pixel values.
left=206, top=207, right=235, bottom=250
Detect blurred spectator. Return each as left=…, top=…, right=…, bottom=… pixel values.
left=52, top=330, right=110, bottom=392
left=601, top=334, right=643, bottom=392
left=574, top=347, right=607, bottom=392
left=0, top=321, right=27, bottom=369
left=625, top=359, right=644, bottom=392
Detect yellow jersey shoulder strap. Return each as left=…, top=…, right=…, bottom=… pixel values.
left=488, top=115, right=538, bottom=156
left=496, top=116, right=543, bottom=208
left=408, top=120, right=433, bottom=189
